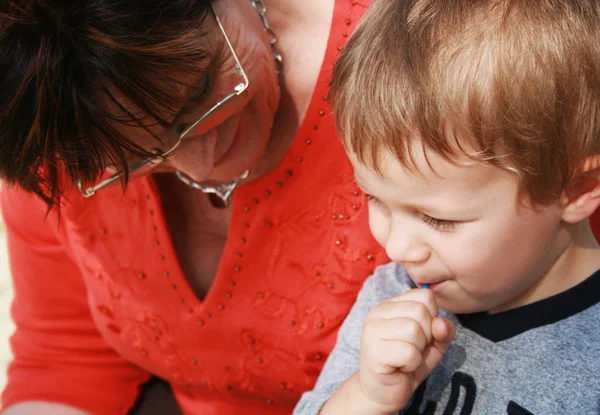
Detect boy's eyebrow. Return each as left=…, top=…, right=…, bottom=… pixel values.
left=353, top=174, right=369, bottom=191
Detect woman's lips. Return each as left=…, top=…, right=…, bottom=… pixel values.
left=185, top=128, right=218, bottom=164
left=184, top=125, right=233, bottom=171
left=200, top=129, right=217, bottom=176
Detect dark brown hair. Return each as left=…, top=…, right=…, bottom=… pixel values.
left=330, top=0, right=600, bottom=204
left=0, top=0, right=212, bottom=208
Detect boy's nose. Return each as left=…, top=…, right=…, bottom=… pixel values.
left=385, top=224, right=431, bottom=265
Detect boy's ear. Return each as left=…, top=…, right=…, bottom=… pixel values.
left=561, top=156, right=600, bottom=224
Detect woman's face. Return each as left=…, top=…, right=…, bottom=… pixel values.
left=116, top=0, right=280, bottom=184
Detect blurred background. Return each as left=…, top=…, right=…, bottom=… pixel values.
left=0, top=197, right=15, bottom=396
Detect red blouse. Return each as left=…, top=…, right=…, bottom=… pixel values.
left=0, top=1, right=387, bottom=414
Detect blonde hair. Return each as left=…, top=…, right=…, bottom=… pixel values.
left=330, top=0, right=600, bottom=204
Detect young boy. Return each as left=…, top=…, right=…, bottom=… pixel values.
left=294, top=0, right=600, bottom=414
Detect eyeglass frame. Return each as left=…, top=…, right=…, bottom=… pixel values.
left=77, top=3, right=250, bottom=198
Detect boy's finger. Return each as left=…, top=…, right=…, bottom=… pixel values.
left=366, top=340, right=424, bottom=374
left=413, top=318, right=455, bottom=383
left=383, top=289, right=438, bottom=318
left=369, top=316, right=431, bottom=351
left=367, top=301, right=434, bottom=340
left=431, top=316, right=455, bottom=343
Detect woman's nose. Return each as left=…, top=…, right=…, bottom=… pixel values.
left=164, top=129, right=218, bottom=182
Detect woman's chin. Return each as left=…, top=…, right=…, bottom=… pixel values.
left=207, top=156, right=260, bottom=183
left=210, top=139, right=271, bottom=183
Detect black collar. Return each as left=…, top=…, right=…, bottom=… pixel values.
left=456, top=269, right=600, bottom=342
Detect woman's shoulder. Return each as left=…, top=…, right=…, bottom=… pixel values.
left=0, top=182, right=60, bottom=240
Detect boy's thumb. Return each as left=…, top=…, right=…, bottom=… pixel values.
left=414, top=317, right=456, bottom=383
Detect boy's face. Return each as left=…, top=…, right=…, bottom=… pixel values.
left=350, top=145, right=570, bottom=314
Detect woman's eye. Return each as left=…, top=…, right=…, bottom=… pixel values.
left=190, top=73, right=212, bottom=102
left=421, top=215, right=459, bottom=232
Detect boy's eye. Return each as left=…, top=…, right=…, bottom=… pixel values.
left=421, top=214, right=459, bottom=232
left=365, top=194, right=460, bottom=231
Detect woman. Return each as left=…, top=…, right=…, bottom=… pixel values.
left=0, top=0, right=386, bottom=414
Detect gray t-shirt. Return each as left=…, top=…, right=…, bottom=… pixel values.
left=294, top=262, right=600, bottom=415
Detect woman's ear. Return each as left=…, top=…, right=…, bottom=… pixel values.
left=561, top=156, right=600, bottom=224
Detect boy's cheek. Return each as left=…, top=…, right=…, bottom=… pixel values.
left=367, top=210, right=388, bottom=248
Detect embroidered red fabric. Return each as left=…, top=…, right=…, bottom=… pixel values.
left=0, top=1, right=386, bottom=414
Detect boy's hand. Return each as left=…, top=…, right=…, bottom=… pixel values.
left=357, top=289, right=455, bottom=414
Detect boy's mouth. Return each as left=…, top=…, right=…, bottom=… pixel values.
left=418, top=279, right=447, bottom=291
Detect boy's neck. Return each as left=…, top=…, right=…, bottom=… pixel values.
left=490, top=220, right=600, bottom=314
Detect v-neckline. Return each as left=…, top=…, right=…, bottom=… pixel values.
left=141, top=0, right=357, bottom=310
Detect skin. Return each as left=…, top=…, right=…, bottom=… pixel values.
left=2, top=404, right=87, bottom=415
left=321, top=143, right=600, bottom=414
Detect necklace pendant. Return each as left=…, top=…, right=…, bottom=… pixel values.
left=208, top=181, right=239, bottom=208
left=175, top=170, right=250, bottom=208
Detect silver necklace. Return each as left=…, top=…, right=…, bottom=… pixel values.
left=176, top=0, right=282, bottom=208
left=251, top=0, right=284, bottom=74
left=176, top=169, right=250, bottom=208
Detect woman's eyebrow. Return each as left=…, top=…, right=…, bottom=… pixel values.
left=187, top=53, right=220, bottom=97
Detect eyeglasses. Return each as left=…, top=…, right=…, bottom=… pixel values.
left=77, top=3, right=249, bottom=198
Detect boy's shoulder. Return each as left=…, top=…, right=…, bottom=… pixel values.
left=531, top=294, right=600, bottom=356
left=418, top=304, right=600, bottom=414
left=418, top=273, right=600, bottom=414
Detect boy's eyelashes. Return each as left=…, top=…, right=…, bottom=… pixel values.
left=364, top=193, right=460, bottom=232
left=420, top=215, right=459, bottom=232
